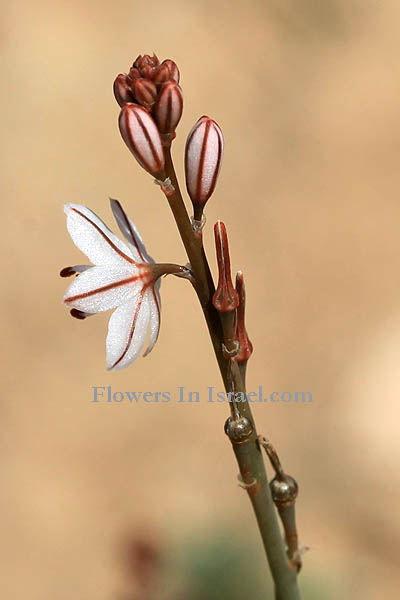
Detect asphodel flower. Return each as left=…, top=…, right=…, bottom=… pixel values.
left=61, top=199, right=187, bottom=370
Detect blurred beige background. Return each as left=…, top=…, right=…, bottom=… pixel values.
left=2, top=0, right=400, bottom=598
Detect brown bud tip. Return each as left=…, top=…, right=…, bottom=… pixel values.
left=113, top=74, right=135, bottom=107
left=128, top=67, right=141, bottom=80
left=154, top=81, right=183, bottom=136
left=118, top=103, right=165, bottom=177
left=160, top=59, right=180, bottom=83
left=185, top=116, right=224, bottom=210
left=234, top=271, right=253, bottom=364
left=134, top=53, right=160, bottom=76
left=133, top=78, right=158, bottom=109
left=213, top=221, right=239, bottom=313
left=152, top=63, right=171, bottom=85
left=132, top=55, right=143, bottom=68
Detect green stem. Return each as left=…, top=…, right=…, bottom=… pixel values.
left=162, top=147, right=301, bottom=599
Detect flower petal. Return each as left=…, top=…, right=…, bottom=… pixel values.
left=63, top=265, right=141, bottom=313
left=64, top=203, right=135, bottom=266
left=143, top=283, right=161, bottom=357
left=106, top=293, right=150, bottom=370
left=110, top=199, right=154, bottom=264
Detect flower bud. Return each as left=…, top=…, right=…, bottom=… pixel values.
left=154, top=82, right=183, bottom=139
left=132, top=54, right=142, bottom=68
left=113, top=74, right=135, bottom=107
left=161, top=59, right=180, bottom=83
left=134, top=53, right=159, bottom=70
left=234, top=271, right=253, bottom=364
left=119, top=104, right=165, bottom=177
left=133, top=78, right=158, bottom=109
left=152, top=63, right=171, bottom=85
left=213, top=221, right=239, bottom=313
left=128, top=67, right=141, bottom=80
left=185, top=116, right=223, bottom=215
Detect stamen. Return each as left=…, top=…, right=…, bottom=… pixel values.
left=60, top=265, right=90, bottom=277
left=70, top=309, right=94, bottom=320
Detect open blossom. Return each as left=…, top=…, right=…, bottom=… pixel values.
left=62, top=200, right=162, bottom=371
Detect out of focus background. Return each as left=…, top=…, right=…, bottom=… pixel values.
left=2, top=0, right=400, bottom=598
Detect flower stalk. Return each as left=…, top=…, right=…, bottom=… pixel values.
left=162, top=145, right=301, bottom=600
left=62, top=53, right=303, bottom=600
left=115, top=56, right=302, bottom=597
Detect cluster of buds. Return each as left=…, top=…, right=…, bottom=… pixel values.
left=114, top=56, right=248, bottom=365
left=115, top=54, right=183, bottom=176
left=115, top=55, right=224, bottom=229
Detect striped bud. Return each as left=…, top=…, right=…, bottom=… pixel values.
left=161, top=59, right=180, bottom=83
left=133, top=78, right=157, bottom=109
left=153, top=63, right=171, bottom=85
left=119, top=104, right=165, bottom=177
left=128, top=67, right=141, bottom=80
left=134, top=53, right=159, bottom=71
left=185, top=116, right=223, bottom=216
left=132, top=55, right=142, bottom=68
left=113, top=74, right=135, bottom=107
left=213, top=221, right=239, bottom=313
left=154, top=82, right=183, bottom=137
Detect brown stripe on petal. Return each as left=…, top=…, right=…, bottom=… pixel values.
left=110, top=283, right=149, bottom=369
left=64, top=274, right=141, bottom=303
left=134, top=110, right=163, bottom=173
left=196, top=119, right=211, bottom=203
left=112, top=199, right=145, bottom=262
left=151, top=287, right=161, bottom=326
left=209, top=125, right=223, bottom=200
left=165, top=88, right=172, bottom=133
left=71, top=208, right=135, bottom=264
left=120, top=106, right=164, bottom=176
left=124, top=108, right=149, bottom=170
left=143, top=285, right=161, bottom=358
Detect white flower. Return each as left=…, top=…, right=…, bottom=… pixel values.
left=62, top=200, right=161, bottom=371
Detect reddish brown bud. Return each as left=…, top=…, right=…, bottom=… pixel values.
left=133, top=78, right=158, bottom=109
left=135, top=54, right=160, bottom=78
left=140, top=65, right=154, bottom=79
left=132, top=55, right=143, bottom=68
left=213, top=221, right=239, bottom=313
left=234, top=271, right=253, bottom=364
left=128, top=67, right=141, bottom=80
left=152, top=63, right=171, bottom=85
left=134, top=53, right=159, bottom=69
left=185, top=116, right=223, bottom=216
left=161, top=59, right=180, bottom=83
left=154, top=82, right=183, bottom=137
left=119, top=104, right=165, bottom=177
left=113, top=74, right=135, bottom=107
